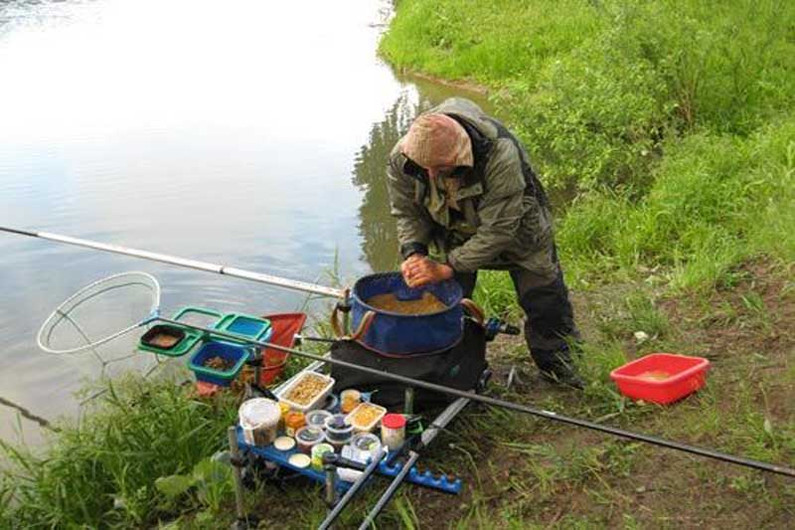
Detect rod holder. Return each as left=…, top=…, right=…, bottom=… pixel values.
left=404, top=387, right=415, bottom=416
left=227, top=427, right=248, bottom=525
left=324, top=463, right=338, bottom=508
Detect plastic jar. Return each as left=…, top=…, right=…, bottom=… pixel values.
left=305, top=409, right=333, bottom=430
left=238, top=398, right=281, bottom=447
left=381, top=413, right=406, bottom=452
left=284, top=410, right=306, bottom=437
left=295, top=426, right=325, bottom=454
left=340, top=389, right=361, bottom=414
left=278, top=401, right=291, bottom=430
left=349, top=432, right=381, bottom=461
left=311, top=443, right=334, bottom=471
left=338, top=433, right=382, bottom=482
left=324, top=414, right=354, bottom=449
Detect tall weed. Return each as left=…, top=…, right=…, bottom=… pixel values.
left=558, top=116, right=795, bottom=289
left=1, top=376, right=237, bottom=527
left=383, top=0, right=795, bottom=200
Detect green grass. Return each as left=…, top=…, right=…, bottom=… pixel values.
left=558, top=120, right=795, bottom=292
left=3, top=275, right=793, bottom=527
left=0, top=375, right=238, bottom=528
left=382, top=0, right=795, bottom=292
left=3, top=1, right=795, bottom=527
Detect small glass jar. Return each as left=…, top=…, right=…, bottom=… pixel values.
left=284, top=410, right=306, bottom=437
left=295, top=426, right=325, bottom=454
left=381, top=413, right=406, bottom=452
left=340, top=389, right=361, bottom=414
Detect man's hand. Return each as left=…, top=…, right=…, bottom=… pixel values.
left=400, top=255, right=454, bottom=288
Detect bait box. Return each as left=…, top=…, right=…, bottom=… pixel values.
left=276, top=372, right=335, bottom=412
left=610, top=353, right=710, bottom=405
left=188, top=340, right=252, bottom=386
left=213, top=313, right=273, bottom=342
left=346, top=402, right=387, bottom=433
left=138, top=324, right=201, bottom=357
left=172, top=306, right=223, bottom=330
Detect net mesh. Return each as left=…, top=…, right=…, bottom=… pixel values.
left=37, top=272, right=161, bottom=355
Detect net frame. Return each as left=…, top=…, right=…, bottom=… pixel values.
left=37, top=271, right=161, bottom=355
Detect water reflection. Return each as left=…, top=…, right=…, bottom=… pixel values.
left=351, top=83, right=491, bottom=272
left=351, top=94, right=414, bottom=272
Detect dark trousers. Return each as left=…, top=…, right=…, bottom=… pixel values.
left=454, top=263, right=580, bottom=371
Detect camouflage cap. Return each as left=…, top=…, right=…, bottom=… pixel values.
left=400, top=113, right=473, bottom=169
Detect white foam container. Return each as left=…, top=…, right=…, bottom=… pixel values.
left=276, top=372, right=335, bottom=412
left=345, top=402, right=387, bottom=433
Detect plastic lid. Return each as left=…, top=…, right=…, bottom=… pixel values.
left=312, top=443, right=334, bottom=457
left=288, top=453, right=311, bottom=468
left=351, top=432, right=380, bottom=452
left=239, top=398, right=281, bottom=428
left=325, top=414, right=353, bottom=433
left=306, top=409, right=333, bottom=428
left=382, top=413, right=406, bottom=429
left=296, top=426, right=325, bottom=444
left=273, top=436, right=296, bottom=451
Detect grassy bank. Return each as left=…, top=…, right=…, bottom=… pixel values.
left=0, top=377, right=239, bottom=527
left=382, top=0, right=795, bottom=292
left=2, top=1, right=794, bottom=528
left=380, top=0, right=795, bottom=527
left=2, top=264, right=793, bottom=528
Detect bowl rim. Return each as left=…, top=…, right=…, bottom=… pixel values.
left=609, top=352, right=710, bottom=385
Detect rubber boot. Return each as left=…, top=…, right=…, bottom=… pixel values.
left=532, top=346, right=585, bottom=390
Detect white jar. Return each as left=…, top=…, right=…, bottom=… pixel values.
left=380, top=413, right=406, bottom=452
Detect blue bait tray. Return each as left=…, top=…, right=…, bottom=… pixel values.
left=189, top=341, right=252, bottom=386
left=213, top=313, right=273, bottom=342
left=236, top=427, right=462, bottom=494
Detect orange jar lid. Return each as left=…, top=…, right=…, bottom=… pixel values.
left=285, top=410, right=306, bottom=428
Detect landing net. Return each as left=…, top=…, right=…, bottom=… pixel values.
left=37, top=271, right=161, bottom=355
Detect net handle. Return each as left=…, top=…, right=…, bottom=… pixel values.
left=36, top=271, right=161, bottom=355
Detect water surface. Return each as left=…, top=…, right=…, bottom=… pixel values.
left=0, top=0, right=488, bottom=444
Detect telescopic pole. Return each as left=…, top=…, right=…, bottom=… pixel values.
left=0, top=226, right=344, bottom=299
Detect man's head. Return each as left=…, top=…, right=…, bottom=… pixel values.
left=400, top=113, right=473, bottom=179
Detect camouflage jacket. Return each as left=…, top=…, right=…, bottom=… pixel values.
left=387, top=98, right=557, bottom=278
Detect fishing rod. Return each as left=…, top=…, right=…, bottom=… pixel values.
left=3, top=226, right=793, bottom=477
left=358, top=397, right=471, bottom=529
left=0, top=226, right=344, bottom=299
left=158, top=317, right=795, bottom=478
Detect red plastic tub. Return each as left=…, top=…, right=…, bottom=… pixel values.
left=610, top=353, right=710, bottom=405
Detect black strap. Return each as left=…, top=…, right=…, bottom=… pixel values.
left=484, top=117, right=550, bottom=208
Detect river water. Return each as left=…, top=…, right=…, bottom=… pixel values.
left=0, top=0, right=488, bottom=444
